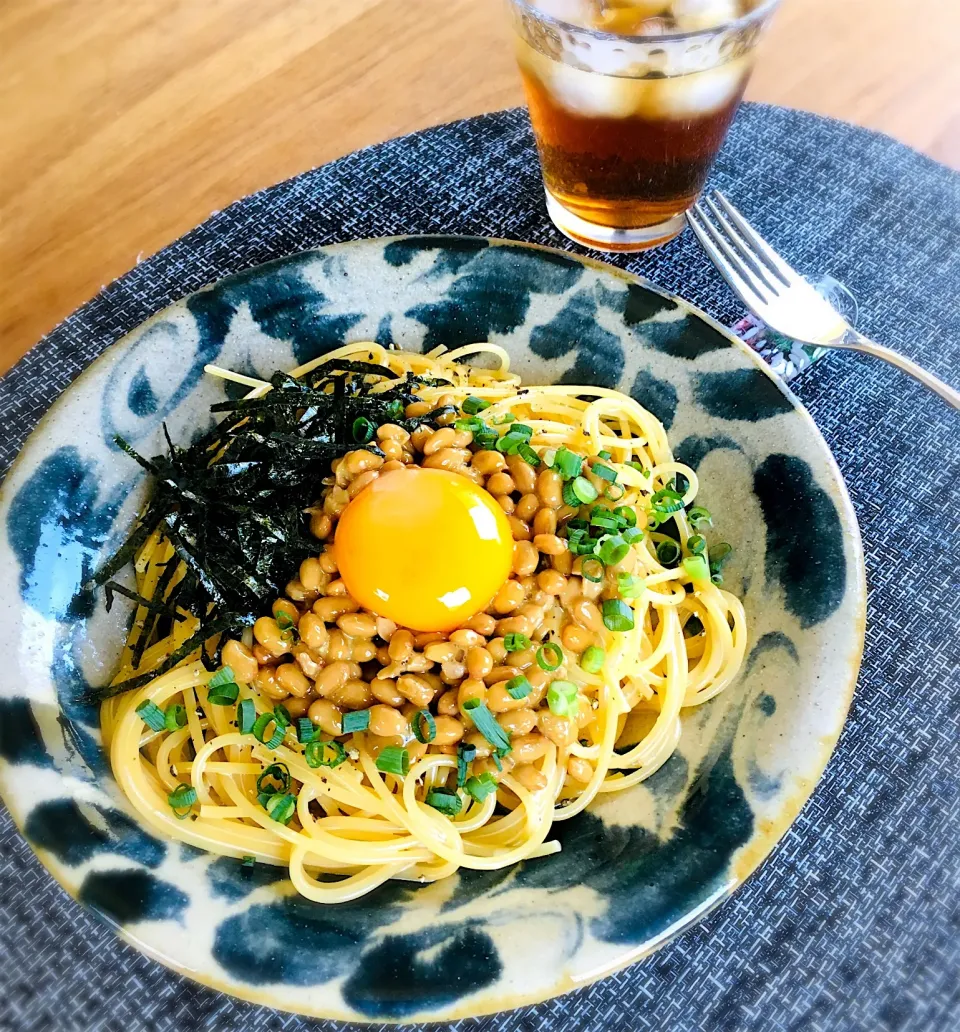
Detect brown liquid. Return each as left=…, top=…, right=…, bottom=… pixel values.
left=520, top=65, right=747, bottom=230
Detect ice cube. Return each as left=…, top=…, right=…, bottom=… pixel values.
left=517, top=34, right=642, bottom=114
left=546, top=59, right=647, bottom=118
left=532, top=0, right=597, bottom=27
left=596, top=1, right=674, bottom=33
left=671, top=0, right=740, bottom=31
left=633, top=57, right=747, bottom=117
left=535, top=1, right=676, bottom=33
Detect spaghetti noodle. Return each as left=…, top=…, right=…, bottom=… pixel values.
left=100, top=343, right=746, bottom=903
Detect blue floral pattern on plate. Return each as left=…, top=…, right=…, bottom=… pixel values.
left=0, top=237, right=865, bottom=1022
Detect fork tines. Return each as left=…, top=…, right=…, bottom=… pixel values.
left=687, top=190, right=804, bottom=305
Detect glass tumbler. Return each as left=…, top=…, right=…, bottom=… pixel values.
left=507, top=1, right=782, bottom=251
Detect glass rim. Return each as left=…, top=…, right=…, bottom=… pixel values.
left=510, top=0, right=783, bottom=45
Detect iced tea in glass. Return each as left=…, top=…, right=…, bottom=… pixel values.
left=508, top=1, right=781, bottom=250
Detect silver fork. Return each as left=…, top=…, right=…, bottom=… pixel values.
left=687, top=191, right=960, bottom=409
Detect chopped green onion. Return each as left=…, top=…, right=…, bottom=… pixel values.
left=411, top=709, right=436, bottom=743
left=553, top=447, right=583, bottom=480
left=687, top=534, right=707, bottom=555
left=167, top=783, right=197, bottom=819
left=256, top=763, right=291, bottom=797
left=709, top=542, right=733, bottom=573
left=656, top=540, right=681, bottom=566
left=376, top=746, right=410, bottom=777
left=590, top=514, right=620, bottom=532
left=687, top=505, right=713, bottom=528
left=164, top=703, right=188, bottom=731
left=465, top=772, right=498, bottom=803
left=425, top=789, right=462, bottom=816
left=518, top=443, right=541, bottom=466
left=207, top=678, right=239, bottom=705
left=208, top=668, right=241, bottom=705
left=622, top=526, right=644, bottom=544
left=684, top=615, right=705, bottom=637
left=711, top=572, right=724, bottom=585
left=537, top=642, right=563, bottom=671
left=496, top=432, right=525, bottom=455
left=650, top=488, right=684, bottom=515
left=562, top=479, right=580, bottom=507
left=264, top=792, right=296, bottom=824
left=598, top=450, right=612, bottom=460
left=572, top=476, right=598, bottom=504
left=236, top=698, right=256, bottom=735
left=580, top=645, right=605, bottom=674
left=273, top=704, right=291, bottom=728
left=617, top=573, right=645, bottom=599
left=580, top=556, right=605, bottom=583
left=298, top=717, right=316, bottom=743
left=305, top=739, right=346, bottom=768
left=462, top=396, right=491, bottom=415
left=615, top=506, right=637, bottom=528
left=455, top=416, right=484, bottom=433
left=352, top=416, right=375, bottom=444
left=135, top=700, right=167, bottom=733
left=241, top=855, right=255, bottom=868
left=209, top=665, right=237, bottom=688
left=505, top=675, right=532, bottom=700
left=503, top=632, right=531, bottom=652
left=252, top=711, right=285, bottom=750
left=683, top=555, right=710, bottom=581
left=598, top=535, right=629, bottom=566
left=457, top=742, right=477, bottom=787
left=507, top=423, right=532, bottom=439
left=474, top=430, right=498, bottom=449
left=591, top=462, right=617, bottom=483
left=492, top=413, right=517, bottom=425
left=602, top=598, right=635, bottom=632
left=341, top=709, right=371, bottom=734
left=604, top=482, right=625, bottom=501
left=547, top=680, right=579, bottom=718
left=462, top=698, right=511, bottom=751
left=274, top=611, right=295, bottom=632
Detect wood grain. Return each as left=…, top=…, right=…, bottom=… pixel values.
left=2, top=0, right=958, bottom=375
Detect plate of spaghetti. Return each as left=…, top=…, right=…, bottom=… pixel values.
left=0, top=236, right=865, bottom=1022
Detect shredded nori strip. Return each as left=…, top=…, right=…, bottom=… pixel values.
left=85, top=361, right=445, bottom=703
left=103, top=579, right=182, bottom=619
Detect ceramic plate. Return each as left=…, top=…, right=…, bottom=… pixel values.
left=0, top=236, right=865, bottom=1022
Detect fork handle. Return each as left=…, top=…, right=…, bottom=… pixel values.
left=842, top=331, right=960, bottom=410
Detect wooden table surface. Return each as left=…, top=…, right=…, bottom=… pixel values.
left=2, top=0, right=958, bottom=376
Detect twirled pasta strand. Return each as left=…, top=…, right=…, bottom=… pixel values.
left=104, top=344, right=745, bottom=902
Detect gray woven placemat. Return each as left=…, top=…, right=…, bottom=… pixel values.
left=1, top=104, right=958, bottom=1032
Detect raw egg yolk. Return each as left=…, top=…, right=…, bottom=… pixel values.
left=334, top=467, right=513, bottom=632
